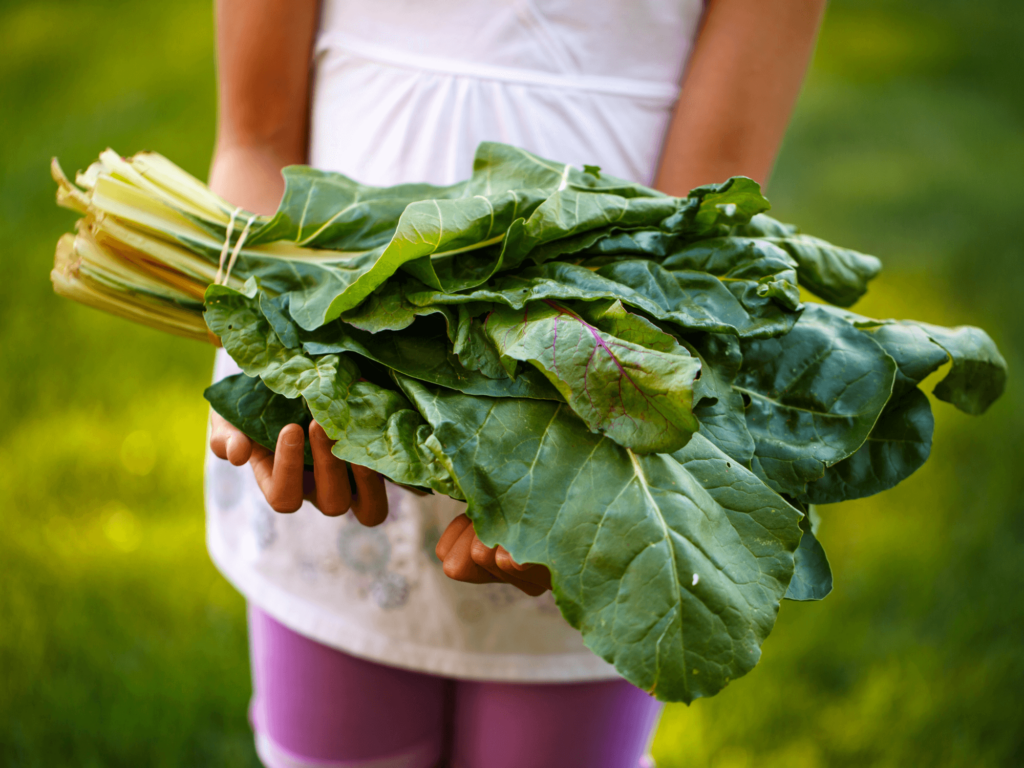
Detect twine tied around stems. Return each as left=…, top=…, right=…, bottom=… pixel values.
left=213, top=208, right=257, bottom=286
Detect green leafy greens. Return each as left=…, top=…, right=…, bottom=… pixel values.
left=51, top=142, right=1006, bottom=703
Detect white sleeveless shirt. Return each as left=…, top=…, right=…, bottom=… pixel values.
left=205, top=0, right=705, bottom=681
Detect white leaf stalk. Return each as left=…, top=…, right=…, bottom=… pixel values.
left=50, top=151, right=338, bottom=343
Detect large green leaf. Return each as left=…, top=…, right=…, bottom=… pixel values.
left=659, top=237, right=802, bottom=311
left=770, top=234, right=881, bottom=308
left=836, top=310, right=1006, bottom=415
left=400, top=217, right=527, bottom=294
left=246, top=167, right=460, bottom=251
left=298, top=359, right=461, bottom=497
left=450, top=303, right=508, bottom=379
left=407, top=256, right=800, bottom=338
left=800, top=315, right=944, bottom=503
left=903, top=323, right=1006, bottom=415
left=575, top=299, right=687, bottom=354
left=785, top=510, right=833, bottom=601
left=239, top=143, right=680, bottom=327
left=661, top=177, right=772, bottom=238
left=323, top=375, right=462, bottom=497
left=798, top=310, right=1005, bottom=503
left=402, top=180, right=678, bottom=292
left=688, top=334, right=756, bottom=466
left=534, top=227, right=681, bottom=263
left=737, top=215, right=881, bottom=307
left=512, top=189, right=677, bottom=265
left=521, top=176, right=771, bottom=265
left=204, top=282, right=561, bottom=401
left=586, top=240, right=801, bottom=334
left=203, top=283, right=333, bottom=399
left=852, top=319, right=950, bottom=397
left=401, top=378, right=802, bottom=703
left=245, top=142, right=610, bottom=250
left=291, top=190, right=542, bottom=325
left=338, top=280, right=455, bottom=335
left=736, top=305, right=898, bottom=496
left=302, top=320, right=561, bottom=400
left=467, top=142, right=666, bottom=199
left=803, top=387, right=933, bottom=505
left=484, top=300, right=701, bottom=454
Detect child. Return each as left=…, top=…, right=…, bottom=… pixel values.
left=206, top=1, right=825, bottom=765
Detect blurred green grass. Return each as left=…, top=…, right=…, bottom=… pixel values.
left=1, top=1, right=1021, bottom=766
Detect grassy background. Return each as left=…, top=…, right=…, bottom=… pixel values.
left=1, top=1, right=1021, bottom=765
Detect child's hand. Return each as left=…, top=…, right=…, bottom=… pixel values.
left=435, top=514, right=552, bottom=597
left=209, top=411, right=388, bottom=525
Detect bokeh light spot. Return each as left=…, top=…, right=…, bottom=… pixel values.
left=120, top=430, right=156, bottom=476
left=102, top=503, right=142, bottom=552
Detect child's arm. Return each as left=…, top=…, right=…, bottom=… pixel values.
left=208, top=0, right=315, bottom=212
left=207, top=0, right=389, bottom=526
left=655, top=0, right=827, bottom=195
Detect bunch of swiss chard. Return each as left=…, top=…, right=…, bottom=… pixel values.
left=51, top=143, right=1006, bottom=702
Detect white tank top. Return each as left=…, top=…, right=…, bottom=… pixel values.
left=206, top=0, right=705, bottom=681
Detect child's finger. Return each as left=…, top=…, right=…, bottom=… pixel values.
left=309, top=421, right=351, bottom=516
left=436, top=514, right=474, bottom=560
left=351, top=464, right=389, bottom=527
left=464, top=532, right=547, bottom=595
left=472, top=539, right=542, bottom=595
left=506, top=576, right=550, bottom=597
left=495, top=546, right=530, bottom=572
left=249, top=443, right=274, bottom=491
left=209, top=419, right=230, bottom=460
left=470, top=538, right=503, bottom=581
left=225, top=431, right=254, bottom=465
left=210, top=412, right=253, bottom=466
left=250, top=424, right=305, bottom=513
left=495, top=547, right=552, bottom=594
left=443, top=524, right=499, bottom=584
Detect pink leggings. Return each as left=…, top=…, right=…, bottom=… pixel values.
left=249, top=607, right=662, bottom=768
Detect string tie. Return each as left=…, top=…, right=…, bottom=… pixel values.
left=222, top=213, right=257, bottom=285
left=213, top=208, right=239, bottom=286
